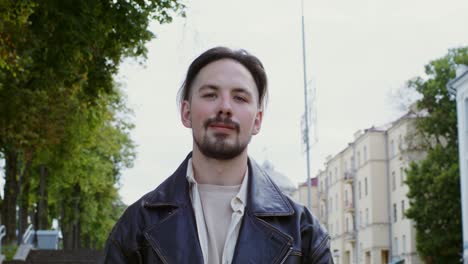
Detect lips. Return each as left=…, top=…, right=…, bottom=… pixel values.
left=204, top=116, right=240, bottom=133
left=209, top=123, right=236, bottom=130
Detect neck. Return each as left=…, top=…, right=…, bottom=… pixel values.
left=191, top=147, right=248, bottom=186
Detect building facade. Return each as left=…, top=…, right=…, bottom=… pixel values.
left=294, top=177, right=319, bottom=217
left=447, top=64, right=468, bottom=264
left=317, top=112, right=424, bottom=264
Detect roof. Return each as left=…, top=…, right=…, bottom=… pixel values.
left=298, top=177, right=318, bottom=187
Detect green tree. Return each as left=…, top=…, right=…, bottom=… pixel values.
left=405, top=47, right=468, bottom=263
left=0, top=0, right=184, bottom=244
left=0, top=0, right=35, bottom=75
left=42, top=88, right=135, bottom=249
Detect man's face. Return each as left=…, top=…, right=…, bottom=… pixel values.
left=181, top=59, right=263, bottom=160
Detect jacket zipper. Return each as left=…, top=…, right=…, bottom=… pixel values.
left=279, top=246, right=293, bottom=264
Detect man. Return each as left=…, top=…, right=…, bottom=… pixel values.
left=103, top=47, right=333, bottom=264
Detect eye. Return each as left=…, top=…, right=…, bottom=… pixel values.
left=202, top=93, right=216, bottom=99
left=234, top=95, right=248, bottom=102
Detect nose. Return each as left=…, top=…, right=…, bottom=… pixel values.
left=217, top=94, right=232, bottom=117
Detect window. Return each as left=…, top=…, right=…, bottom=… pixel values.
left=401, top=200, right=406, bottom=219
left=346, top=217, right=349, bottom=232
left=335, top=167, right=338, bottom=180
left=365, top=208, right=369, bottom=225
left=336, top=220, right=339, bottom=234
left=398, top=134, right=403, bottom=150
left=391, top=140, right=395, bottom=157
left=345, top=190, right=348, bottom=205
left=392, top=171, right=396, bottom=191
left=359, top=211, right=362, bottom=226
left=360, top=243, right=363, bottom=258
left=335, top=194, right=338, bottom=211
left=330, top=198, right=333, bottom=213
left=359, top=181, right=362, bottom=199
left=365, top=178, right=368, bottom=196
left=363, top=146, right=367, bottom=162
left=402, top=235, right=406, bottom=254
left=357, top=151, right=361, bottom=166
left=393, top=203, right=397, bottom=222
left=400, top=167, right=405, bottom=186
left=394, top=237, right=399, bottom=255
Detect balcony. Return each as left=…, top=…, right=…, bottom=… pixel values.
left=344, top=201, right=354, bottom=213
left=344, top=231, right=355, bottom=243
left=344, top=171, right=354, bottom=183
left=319, top=192, right=326, bottom=201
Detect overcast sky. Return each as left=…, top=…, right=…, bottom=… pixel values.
left=116, top=0, right=468, bottom=204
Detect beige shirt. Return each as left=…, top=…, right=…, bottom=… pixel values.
left=186, top=158, right=248, bottom=264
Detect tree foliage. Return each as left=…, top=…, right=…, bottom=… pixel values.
left=42, top=88, right=136, bottom=248
left=405, top=47, right=468, bottom=263
left=0, top=0, right=184, bottom=248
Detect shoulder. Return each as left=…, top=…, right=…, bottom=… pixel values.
left=107, top=188, right=160, bottom=252
left=286, top=197, right=331, bottom=261
left=108, top=171, right=184, bottom=249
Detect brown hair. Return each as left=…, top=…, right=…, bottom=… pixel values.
left=178, top=46, right=268, bottom=109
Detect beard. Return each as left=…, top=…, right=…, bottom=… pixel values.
left=194, top=116, right=250, bottom=160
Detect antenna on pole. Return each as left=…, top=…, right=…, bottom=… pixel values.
left=302, top=81, right=318, bottom=151
left=300, top=0, right=314, bottom=211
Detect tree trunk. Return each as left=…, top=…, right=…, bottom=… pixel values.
left=73, top=183, right=81, bottom=249
left=75, top=215, right=81, bottom=249
left=61, top=183, right=81, bottom=249
left=61, top=200, right=73, bottom=250
left=19, top=158, right=32, bottom=238
left=37, top=165, right=48, bottom=230
left=1, top=149, right=18, bottom=244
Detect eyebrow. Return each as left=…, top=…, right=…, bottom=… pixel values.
left=198, top=85, right=253, bottom=97
left=198, top=84, right=219, bottom=92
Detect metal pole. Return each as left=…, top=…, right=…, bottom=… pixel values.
left=301, top=0, right=312, bottom=211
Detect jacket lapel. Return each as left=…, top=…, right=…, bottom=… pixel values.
left=232, top=159, right=295, bottom=264
left=142, top=153, right=204, bottom=264
left=141, top=155, right=296, bottom=264
left=232, top=211, right=293, bottom=264
left=144, top=205, right=204, bottom=264
left=247, top=159, right=295, bottom=217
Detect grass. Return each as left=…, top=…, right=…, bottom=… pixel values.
left=2, top=243, right=18, bottom=260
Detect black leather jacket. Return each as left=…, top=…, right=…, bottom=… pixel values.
left=103, top=154, right=333, bottom=264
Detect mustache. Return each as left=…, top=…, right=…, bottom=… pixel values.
left=204, top=116, right=240, bottom=132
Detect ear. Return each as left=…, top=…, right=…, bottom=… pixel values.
left=181, top=100, right=192, bottom=128
left=252, top=109, right=263, bottom=135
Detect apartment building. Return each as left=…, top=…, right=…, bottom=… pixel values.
left=387, top=115, right=424, bottom=264
left=317, top=112, right=423, bottom=264
left=294, top=177, right=319, bottom=217
left=317, top=169, right=328, bottom=226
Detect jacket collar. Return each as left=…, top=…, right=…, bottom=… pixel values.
left=143, top=153, right=295, bottom=264
left=143, top=152, right=294, bottom=217
left=247, top=158, right=294, bottom=216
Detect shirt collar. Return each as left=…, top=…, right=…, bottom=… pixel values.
left=186, top=158, right=248, bottom=210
